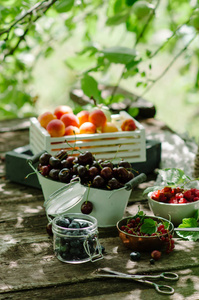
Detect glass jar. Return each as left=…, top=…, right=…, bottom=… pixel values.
left=52, top=213, right=103, bottom=264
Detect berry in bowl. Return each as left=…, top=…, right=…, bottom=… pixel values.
left=116, top=211, right=174, bottom=253
left=148, top=186, right=199, bottom=226
left=144, top=168, right=199, bottom=226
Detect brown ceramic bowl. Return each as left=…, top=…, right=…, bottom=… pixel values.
left=116, top=215, right=174, bottom=252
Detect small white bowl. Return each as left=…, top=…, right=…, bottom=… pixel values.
left=148, top=192, right=199, bottom=226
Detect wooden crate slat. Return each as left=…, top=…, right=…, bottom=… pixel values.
left=29, top=113, right=146, bottom=163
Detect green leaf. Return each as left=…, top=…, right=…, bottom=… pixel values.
left=140, top=218, right=157, bottom=235
left=104, top=93, right=125, bottom=105
left=65, top=55, right=96, bottom=71
left=127, top=107, right=139, bottom=117
left=136, top=81, right=142, bottom=87
left=55, top=0, right=74, bottom=13
left=176, top=217, right=199, bottom=241
left=125, top=0, right=138, bottom=7
left=81, top=74, right=101, bottom=102
left=102, top=47, right=137, bottom=64
left=146, top=49, right=152, bottom=57
left=158, top=168, right=191, bottom=187
left=106, top=12, right=129, bottom=26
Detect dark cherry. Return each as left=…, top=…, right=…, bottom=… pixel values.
left=107, top=178, right=122, bottom=190
left=40, top=165, right=51, bottom=176
left=112, top=167, right=118, bottom=178
left=77, top=165, right=88, bottom=178
left=116, top=166, right=129, bottom=183
left=55, top=149, right=68, bottom=160
left=92, top=175, right=105, bottom=188
left=92, top=160, right=101, bottom=170
left=127, top=171, right=134, bottom=181
left=100, top=166, right=113, bottom=180
left=65, top=156, right=76, bottom=168
left=101, top=160, right=114, bottom=169
left=88, top=166, right=100, bottom=179
left=72, top=163, right=79, bottom=175
left=49, top=156, right=61, bottom=168
left=61, top=159, right=70, bottom=169
left=73, top=157, right=79, bottom=164
left=81, top=201, right=93, bottom=214
left=78, top=151, right=94, bottom=166
left=58, top=168, right=71, bottom=183
left=98, top=159, right=103, bottom=165
left=49, top=168, right=60, bottom=180
left=118, top=160, right=131, bottom=170
left=39, top=152, right=52, bottom=165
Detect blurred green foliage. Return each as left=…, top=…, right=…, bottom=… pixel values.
left=0, top=0, right=199, bottom=122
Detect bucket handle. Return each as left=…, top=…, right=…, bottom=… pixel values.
left=27, top=150, right=47, bottom=172
left=108, top=173, right=147, bottom=199
left=124, top=173, right=147, bottom=191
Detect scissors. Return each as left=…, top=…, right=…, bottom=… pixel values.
left=96, top=269, right=179, bottom=295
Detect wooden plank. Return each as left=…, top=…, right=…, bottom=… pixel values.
left=1, top=194, right=199, bottom=294
left=1, top=226, right=199, bottom=296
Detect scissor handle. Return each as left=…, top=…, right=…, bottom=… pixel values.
left=154, top=283, right=175, bottom=295
left=160, top=272, right=179, bottom=281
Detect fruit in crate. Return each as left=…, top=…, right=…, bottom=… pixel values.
left=38, top=112, right=57, bottom=129
left=46, top=119, right=65, bottom=137
left=65, top=125, right=80, bottom=136
left=76, top=110, right=90, bottom=126
left=37, top=105, right=137, bottom=137
left=121, top=119, right=136, bottom=131
left=54, top=105, right=73, bottom=119
left=37, top=150, right=135, bottom=190
left=79, top=122, right=96, bottom=134
left=88, top=109, right=107, bottom=128
left=101, top=122, right=118, bottom=133
left=60, top=113, right=79, bottom=128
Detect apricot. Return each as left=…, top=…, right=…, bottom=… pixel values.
left=60, top=113, right=79, bottom=128
left=76, top=110, right=89, bottom=126
left=46, top=119, right=65, bottom=137
left=88, top=109, right=107, bottom=128
left=101, top=122, right=119, bottom=133
left=38, top=111, right=57, bottom=129
left=54, top=105, right=73, bottom=119
left=79, top=122, right=96, bottom=134
left=121, top=119, right=137, bottom=131
left=65, top=125, right=80, bottom=136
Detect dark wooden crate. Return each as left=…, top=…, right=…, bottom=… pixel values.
left=5, top=145, right=41, bottom=189
left=5, top=141, right=161, bottom=189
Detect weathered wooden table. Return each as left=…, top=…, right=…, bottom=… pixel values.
left=1, top=117, right=199, bottom=300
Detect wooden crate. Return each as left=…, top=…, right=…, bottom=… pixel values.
left=29, top=111, right=146, bottom=164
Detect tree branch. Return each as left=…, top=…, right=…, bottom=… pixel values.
left=1, top=0, right=58, bottom=59
left=149, top=17, right=192, bottom=59
left=110, top=0, right=160, bottom=101
left=141, top=33, right=197, bottom=97
left=0, top=0, right=58, bottom=40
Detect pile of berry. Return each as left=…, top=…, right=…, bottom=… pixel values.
left=53, top=216, right=98, bottom=262
left=151, top=186, right=199, bottom=204
left=120, top=216, right=174, bottom=253
left=37, top=149, right=134, bottom=190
